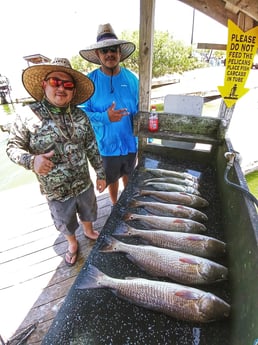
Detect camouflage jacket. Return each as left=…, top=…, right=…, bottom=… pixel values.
left=6, top=100, right=106, bottom=201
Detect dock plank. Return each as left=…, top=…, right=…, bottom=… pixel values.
left=0, top=181, right=114, bottom=344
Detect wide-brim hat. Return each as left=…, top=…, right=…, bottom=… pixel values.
left=22, top=57, right=95, bottom=105
left=79, top=23, right=135, bottom=65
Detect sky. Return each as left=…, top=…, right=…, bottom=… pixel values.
left=1, top=0, right=228, bottom=98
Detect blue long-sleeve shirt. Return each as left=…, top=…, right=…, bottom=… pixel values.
left=80, top=67, right=139, bottom=156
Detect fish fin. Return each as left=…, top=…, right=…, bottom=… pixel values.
left=76, top=264, right=105, bottom=290
left=175, top=290, right=200, bottom=300
left=113, top=224, right=130, bottom=236
left=113, top=225, right=138, bottom=238
left=99, top=235, right=118, bottom=252
left=179, top=257, right=199, bottom=265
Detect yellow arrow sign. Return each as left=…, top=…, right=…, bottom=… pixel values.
left=218, top=20, right=258, bottom=108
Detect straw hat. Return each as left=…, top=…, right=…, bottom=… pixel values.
left=22, top=57, right=95, bottom=105
left=79, top=23, right=135, bottom=65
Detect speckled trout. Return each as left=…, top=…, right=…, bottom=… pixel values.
left=77, top=264, right=230, bottom=323
left=143, top=181, right=200, bottom=195
left=123, top=213, right=207, bottom=233
left=141, top=167, right=199, bottom=182
left=143, top=177, right=199, bottom=189
left=114, top=225, right=226, bottom=258
left=100, top=236, right=228, bottom=285
left=129, top=199, right=208, bottom=222
left=138, top=190, right=209, bottom=208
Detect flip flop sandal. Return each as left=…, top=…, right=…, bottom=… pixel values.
left=65, top=246, right=79, bottom=267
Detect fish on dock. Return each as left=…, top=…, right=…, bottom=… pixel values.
left=143, top=181, right=200, bottom=195
left=100, top=236, right=228, bottom=285
left=114, top=225, right=226, bottom=258
left=143, top=177, right=199, bottom=189
left=141, top=167, right=199, bottom=182
left=123, top=212, right=207, bottom=233
left=77, top=264, right=230, bottom=323
left=138, top=190, right=209, bottom=208
left=128, top=199, right=208, bottom=222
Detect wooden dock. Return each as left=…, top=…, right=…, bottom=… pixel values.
left=0, top=181, right=113, bottom=344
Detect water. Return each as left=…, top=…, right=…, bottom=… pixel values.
left=0, top=103, right=37, bottom=192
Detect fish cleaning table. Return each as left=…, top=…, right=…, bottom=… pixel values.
left=42, top=152, right=232, bottom=345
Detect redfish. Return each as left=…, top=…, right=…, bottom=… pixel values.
left=114, top=225, right=226, bottom=258
left=142, top=167, right=199, bottom=182
left=128, top=199, right=208, bottom=222
left=143, top=177, right=199, bottom=189
left=143, top=181, right=200, bottom=195
left=123, top=212, right=207, bottom=233
left=77, top=265, right=230, bottom=323
left=138, top=190, right=209, bottom=208
left=100, top=236, right=228, bottom=285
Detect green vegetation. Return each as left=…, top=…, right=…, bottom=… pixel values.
left=71, top=30, right=209, bottom=77
left=246, top=171, right=258, bottom=199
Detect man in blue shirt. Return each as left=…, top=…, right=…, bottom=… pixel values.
left=79, top=23, right=138, bottom=205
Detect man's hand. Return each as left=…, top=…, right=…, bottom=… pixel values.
left=108, top=101, right=129, bottom=122
left=33, top=150, right=55, bottom=175
left=96, top=179, right=106, bottom=193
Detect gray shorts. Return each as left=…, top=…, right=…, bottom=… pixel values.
left=47, top=185, right=97, bottom=236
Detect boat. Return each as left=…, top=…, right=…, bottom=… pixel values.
left=0, top=74, right=11, bottom=104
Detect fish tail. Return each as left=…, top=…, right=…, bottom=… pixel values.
left=128, top=199, right=138, bottom=208
left=132, top=187, right=140, bottom=197
left=123, top=212, right=133, bottom=221
left=76, top=264, right=106, bottom=290
left=99, top=235, right=117, bottom=252
left=139, top=167, right=147, bottom=173
left=113, top=224, right=131, bottom=236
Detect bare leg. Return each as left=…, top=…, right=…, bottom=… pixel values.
left=65, top=234, right=78, bottom=265
left=122, top=174, right=128, bottom=188
left=108, top=180, right=119, bottom=205
left=81, top=221, right=99, bottom=240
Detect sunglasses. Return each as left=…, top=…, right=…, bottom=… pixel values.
left=98, top=46, right=119, bottom=54
left=45, top=77, right=75, bottom=90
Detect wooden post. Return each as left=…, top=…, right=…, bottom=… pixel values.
left=137, top=0, right=155, bottom=160
left=139, top=0, right=155, bottom=112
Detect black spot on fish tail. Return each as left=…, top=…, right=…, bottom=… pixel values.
left=123, top=213, right=133, bottom=221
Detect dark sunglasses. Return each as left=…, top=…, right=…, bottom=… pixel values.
left=98, top=46, right=119, bottom=54
left=45, top=77, right=75, bottom=90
